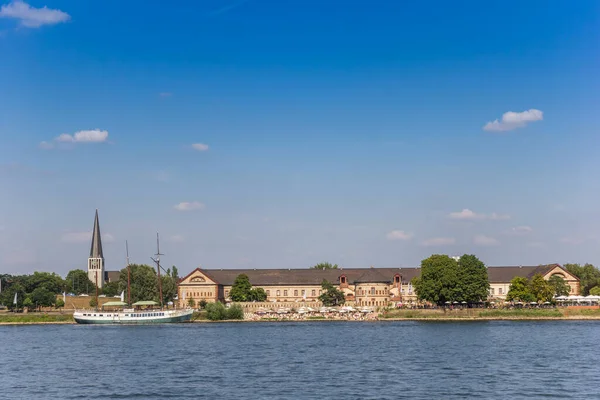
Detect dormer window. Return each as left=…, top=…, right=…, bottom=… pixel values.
left=394, top=275, right=400, bottom=284
left=340, top=275, right=347, bottom=284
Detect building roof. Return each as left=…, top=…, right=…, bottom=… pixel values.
left=105, top=271, right=120, bottom=283
left=182, top=264, right=573, bottom=286
left=195, top=267, right=422, bottom=286
left=486, top=264, right=565, bottom=283
left=89, top=209, right=104, bottom=259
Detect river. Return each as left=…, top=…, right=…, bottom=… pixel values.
left=0, top=321, right=598, bottom=399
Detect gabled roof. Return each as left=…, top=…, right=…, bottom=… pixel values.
left=89, top=209, right=104, bottom=259
left=177, top=264, right=573, bottom=286
left=193, top=267, right=419, bottom=286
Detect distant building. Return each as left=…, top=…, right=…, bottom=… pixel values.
left=178, top=264, right=580, bottom=306
left=87, top=210, right=105, bottom=289
left=86, top=209, right=119, bottom=289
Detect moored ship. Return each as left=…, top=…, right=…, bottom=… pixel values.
left=74, top=234, right=193, bottom=325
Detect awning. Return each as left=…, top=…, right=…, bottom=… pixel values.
left=102, top=301, right=127, bottom=307
left=132, top=301, right=159, bottom=306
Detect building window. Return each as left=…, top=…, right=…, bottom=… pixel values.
left=371, top=287, right=375, bottom=295
left=225, top=290, right=229, bottom=297
left=276, top=290, right=280, bottom=296
left=498, top=288, right=503, bottom=295
left=341, top=276, right=346, bottom=284
left=311, top=289, right=316, bottom=296
left=266, top=290, right=270, bottom=296
left=395, top=275, right=400, bottom=284
left=490, top=288, right=495, bottom=295
left=284, top=290, right=288, bottom=296
left=294, top=290, right=298, bottom=296
left=301, top=290, right=305, bottom=296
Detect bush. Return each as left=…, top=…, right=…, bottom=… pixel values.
left=205, top=302, right=244, bottom=321
left=198, top=299, right=207, bottom=309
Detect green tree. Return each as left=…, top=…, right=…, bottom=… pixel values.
left=318, top=279, right=345, bottom=306
left=226, top=304, right=244, bottom=320
left=529, top=274, right=554, bottom=302
left=229, top=274, right=253, bottom=302
left=205, top=302, right=228, bottom=320
left=247, top=288, right=267, bottom=302
left=457, top=254, right=490, bottom=303
left=506, top=276, right=535, bottom=302
left=205, top=302, right=244, bottom=320
left=65, top=269, right=96, bottom=295
left=89, top=297, right=98, bottom=308
left=412, top=254, right=461, bottom=305
left=548, top=275, right=571, bottom=297
left=187, top=298, right=196, bottom=308
left=118, top=264, right=158, bottom=304
left=55, top=298, right=65, bottom=309
left=310, top=262, right=339, bottom=270
left=102, top=281, right=120, bottom=297
left=589, top=286, right=600, bottom=296
left=24, top=272, right=65, bottom=294
left=23, top=297, right=33, bottom=311
left=170, top=265, right=179, bottom=280
left=564, top=263, right=600, bottom=295
left=160, top=275, right=178, bottom=306
left=0, top=282, right=26, bottom=311
left=198, top=299, right=208, bottom=309
left=31, top=287, right=56, bottom=310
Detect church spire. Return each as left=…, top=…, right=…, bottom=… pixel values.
left=90, top=209, right=104, bottom=259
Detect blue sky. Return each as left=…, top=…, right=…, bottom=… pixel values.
left=1, top=0, right=599, bottom=276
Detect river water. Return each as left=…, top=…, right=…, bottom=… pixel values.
left=0, top=321, right=598, bottom=399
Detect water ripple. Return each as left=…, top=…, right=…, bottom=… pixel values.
left=0, top=321, right=598, bottom=399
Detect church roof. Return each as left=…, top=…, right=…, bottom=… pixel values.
left=89, top=209, right=104, bottom=259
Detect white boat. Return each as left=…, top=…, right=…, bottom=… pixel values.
left=74, top=235, right=194, bottom=325
left=74, top=301, right=193, bottom=324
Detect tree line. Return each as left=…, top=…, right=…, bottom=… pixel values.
left=0, top=264, right=180, bottom=310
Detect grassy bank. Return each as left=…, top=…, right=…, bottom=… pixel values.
left=0, top=313, right=74, bottom=324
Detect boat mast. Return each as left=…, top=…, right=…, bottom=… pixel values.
left=126, top=240, right=131, bottom=306
left=95, top=271, right=99, bottom=311
left=150, top=233, right=164, bottom=308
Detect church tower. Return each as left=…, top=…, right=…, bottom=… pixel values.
left=87, top=209, right=105, bottom=289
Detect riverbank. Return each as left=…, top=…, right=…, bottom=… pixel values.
left=3, top=308, right=600, bottom=325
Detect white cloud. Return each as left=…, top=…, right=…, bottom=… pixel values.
left=61, top=231, right=114, bottom=243
left=421, top=237, right=456, bottom=246
left=56, top=129, right=109, bottom=143
left=449, top=209, right=485, bottom=220
left=192, top=143, right=209, bottom=151
left=508, top=226, right=533, bottom=235
left=449, top=209, right=510, bottom=221
left=168, top=234, right=185, bottom=243
left=483, top=109, right=543, bottom=132
left=386, top=230, right=413, bottom=241
left=174, top=201, right=205, bottom=211
left=40, top=129, right=109, bottom=149
left=473, top=234, right=500, bottom=246
left=0, top=0, right=70, bottom=28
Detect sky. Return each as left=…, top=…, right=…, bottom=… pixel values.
left=1, top=0, right=599, bottom=276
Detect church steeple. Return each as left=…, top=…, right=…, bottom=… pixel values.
left=90, top=209, right=104, bottom=259
left=87, top=209, right=105, bottom=288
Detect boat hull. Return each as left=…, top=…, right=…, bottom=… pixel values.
left=73, top=309, right=194, bottom=325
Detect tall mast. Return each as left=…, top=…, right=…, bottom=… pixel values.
left=150, top=233, right=164, bottom=308
left=95, top=271, right=99, bottom=311
left=126, top=240, right=131, bottom=306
